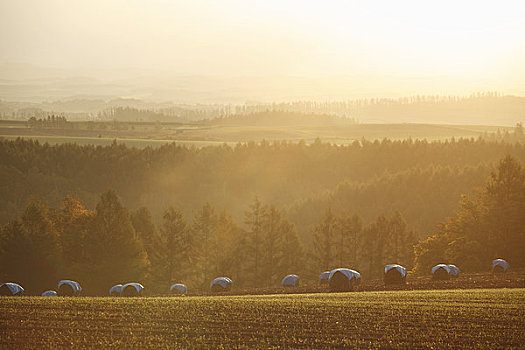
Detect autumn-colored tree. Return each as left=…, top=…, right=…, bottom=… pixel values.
left=414, top=156, right=525, bottom=273
left=56, top=195, right=92, bottom=279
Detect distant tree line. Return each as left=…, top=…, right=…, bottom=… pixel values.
left=100, top=107, right=177, bottom=122
left=215, top=93, right=525, bottom=125
left=482, top=123, right=524, bottom=143
left=4, top=93, right=522, bottom=124
left=1, top=137, right=524, bottom=240
left=27, top=115, right=69, bottom=129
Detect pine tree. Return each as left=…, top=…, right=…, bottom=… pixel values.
left=193, top=202, right=218, bottom=288
left=160, top=206, right=191, bottom=286
left=83, top=190, right=149, bottom=295
left=131, top=207, right=164, bottom=291
left=334, top=213, right=363, bottom=268
left=244, top=196, right=265, bottom=287
left=212, top=210, right=246, bottom=286
left=363, top=215, right=389, bottom=278
left=484, top=155, right=525, bottom=264
left=278, top=219, right=305, bottom=278
left=57, top=195, right=92, bottom=279
left=260, top=205, right=283, bottom=287
left=312, top=208, right=336, bottom=271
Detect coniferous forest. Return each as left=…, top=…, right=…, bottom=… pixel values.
left=0, top=136, right=524, bottom=295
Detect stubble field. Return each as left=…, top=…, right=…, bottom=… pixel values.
left=1, top=288, right=524, bottom=349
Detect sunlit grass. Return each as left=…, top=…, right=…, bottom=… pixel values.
left=1, top=288, right=523, bottom=348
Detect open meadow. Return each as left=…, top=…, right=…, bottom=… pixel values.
left=1, top=288, right=524, bottom=349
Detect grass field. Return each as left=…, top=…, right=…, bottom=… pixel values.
left=1, top=289, right=524, bottom=349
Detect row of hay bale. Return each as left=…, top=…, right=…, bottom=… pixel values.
left=431, top=259, right=509, bottom=280
left=41, top=280, right=82, bottom=297
left=0, top=280, right=81, bottom=297
left=0, top=259, right=511, bottom=296
left=102, top=258, right=510, bottom=296
left=317, top=259, right=511, bottom=290
left=108, top=283, right=188, bottom=296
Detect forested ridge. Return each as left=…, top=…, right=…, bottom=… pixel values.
left=0, top=136, right=524, bottom=294
left=1, top=134, right=524, bottom=232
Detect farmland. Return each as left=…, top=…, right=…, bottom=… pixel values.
left=0, top=118, right=515, bottom=149
left=1, top=288, right=524, bottom=349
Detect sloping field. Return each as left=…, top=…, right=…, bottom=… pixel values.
left=1, top=289, right=524, bottom=349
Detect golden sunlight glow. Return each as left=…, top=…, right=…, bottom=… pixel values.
left=1, top=0, right=524, bottom=97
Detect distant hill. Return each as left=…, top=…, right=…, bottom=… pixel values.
left=206, top=111, right=357, bottom=127
left=2, top=93, right=524, bottom=126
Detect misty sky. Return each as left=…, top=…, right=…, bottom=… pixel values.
left=1, top=0, right=525, bottom=98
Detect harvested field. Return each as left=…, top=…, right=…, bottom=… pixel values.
left=1, top=289, right=524, bottom=349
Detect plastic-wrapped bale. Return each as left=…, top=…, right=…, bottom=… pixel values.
left=328, top=268, right=361, bottom=292
left=57, top=280, right=82, bottom=296
left=431, top=264, right=451, bottom=280
left=121, top=283, right=144, bottom=297
left=492, top=259, right=509, bottom=274
left=281, top=274, right=300, bottom=288
left=170, top=283, right=188, bottom=295
left=319, top=271, right=330, bottom=284
left=448, top=264, right=460, bottom=278
left=0, top=282, right=24, bottom=296
left=210, top=277, right=233, bottom=293
left=384, top=264, right=408, bottom=285
left=109, top=284, right=123, bottom=296
left=42, top=290, right=57, bottom=297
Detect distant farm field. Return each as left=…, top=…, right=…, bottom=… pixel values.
left=1, top=289, right=524, bottom=349
left=0, top=121, right=514, bottom=148
left=0, top=135, right=230, bottom=148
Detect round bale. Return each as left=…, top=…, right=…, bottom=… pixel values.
left=121, top=283, right=144, bottom=297
left=431, top=265, right=451, bottom=281
left=384, top=264, right=407, bottom=286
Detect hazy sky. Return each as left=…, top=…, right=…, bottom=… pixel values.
left=1, top=0, right=525, bottom=97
